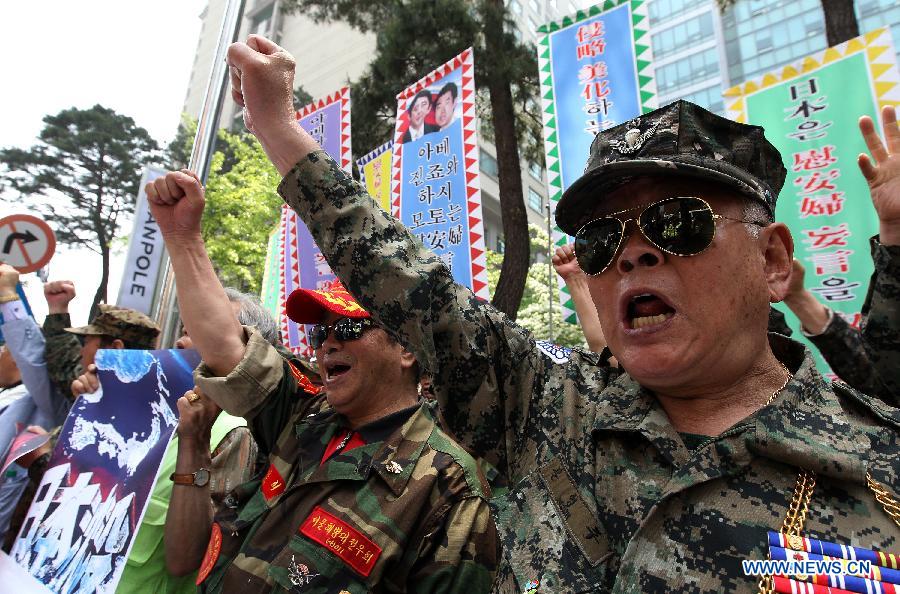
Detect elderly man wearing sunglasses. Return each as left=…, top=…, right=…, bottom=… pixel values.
left=145, top=167, right=499, bottom=593
left=225, top=36, right=900, bottom=593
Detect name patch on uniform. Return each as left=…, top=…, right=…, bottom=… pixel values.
left=196, top=522, right=222, bottom=585
left=262, top=464, right=286, bottom=500
left=299, top=506, right=382, bottom=577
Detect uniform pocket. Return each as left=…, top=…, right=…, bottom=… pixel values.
left=493, top=457, right=613, bottom=594
left=269, top=534, right=369, bottom=594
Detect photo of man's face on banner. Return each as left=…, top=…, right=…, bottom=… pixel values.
left=400, top=70, right=463, bottom=144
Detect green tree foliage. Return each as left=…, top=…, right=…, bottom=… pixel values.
left=486, top=224, right=587, bottom=348
left=200, top=131, right=284, bottom=295
left=0, top=105, right=159, bottom=315
left=281, top=0, right=543, bottom=319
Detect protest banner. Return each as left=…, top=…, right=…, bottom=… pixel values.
left=357, top=141, right=393, bottom=212
left=537, top=0, right=656, bottom=323
left=0, top=283, right=32, bottom=347
left=392, top=48, right=489, bottom=298
left=724, top=28, right=900, bottom=376
left=277, top=88, right=352, bottom=355
left=117, top=166, right=167, bottom=314
left=11, top=348, right=201, bottom=593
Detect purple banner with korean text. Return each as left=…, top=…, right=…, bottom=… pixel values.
left=391, top=48, right=489, bottom=298
left=11, top=348, right=201, bottom=593
left=278, top=88, right=352, bottom=356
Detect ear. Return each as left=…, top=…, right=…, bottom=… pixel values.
left=398, top=347, right=417, bottom=372
left=760, top=222, right=794, bottom=303
left=111, top=339, right=126, bottom=350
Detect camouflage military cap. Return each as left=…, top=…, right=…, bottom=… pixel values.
left=555, top=99, right=787, bottom=235
left=65, top=303, right=160, bottom=348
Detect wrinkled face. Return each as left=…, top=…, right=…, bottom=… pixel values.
left=314, top=313, right=412, bottom=420
left=434, top=92, right=455, bottom=129
left=409, top=95, right=431, bottom=129
left=584, top=177, right=777, bottom=391
left=0, top=345, right=21, bottom=387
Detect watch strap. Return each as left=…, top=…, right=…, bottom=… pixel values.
left=170, top=472, right=197, bottom=485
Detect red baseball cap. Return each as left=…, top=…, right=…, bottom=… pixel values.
left=285, top=281, right=371, bottom=324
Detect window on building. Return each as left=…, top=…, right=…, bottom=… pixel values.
left=655, top=47, right=720, bottom=93
left=529, top=14, right=540, bottom=32
left=529, top=0, right=542, bottom=13
left=648, top=0, right=708, bottom=25
left=481, top=152, right=499, bottom=178
left=497, top=237, right=505, bottom=253
left=528, top=161, right=543, bottom=180
left=528, top=188, right=543, bottom=212
left=651, top=12, right=714, bottom=59
left=509, top=0, right=523, bottom=15
left=252, top=4, right=275, bottom=37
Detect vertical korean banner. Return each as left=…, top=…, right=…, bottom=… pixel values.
left=278, top=88, right=352, bottom=355
left=725, top=28, right=900, bottom=376
left=357, top=141, right=393, bottom=212
left=537, top=0, right=656, bottom=323
left=391, top=48, right=490, bottom=299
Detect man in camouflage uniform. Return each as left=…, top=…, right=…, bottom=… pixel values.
left=225, top=36, right=900, bottom=593
left=782, top=257, right=897, bottom=400
left=144, top=169, right=499, bottom=593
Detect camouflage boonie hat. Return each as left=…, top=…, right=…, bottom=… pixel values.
left=555, top=100, right=787, bottom=235
left=66, top=303, right=160, bottom=349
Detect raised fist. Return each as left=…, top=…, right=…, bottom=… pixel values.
left=145, top=169, right=205, bottom=244
left=44, top=280, right=76, bottom=314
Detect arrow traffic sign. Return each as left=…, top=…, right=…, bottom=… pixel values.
left=0, top=214, right=56, bottom=273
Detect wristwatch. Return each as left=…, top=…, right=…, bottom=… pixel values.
left=170, top=468, right=211, bottom=487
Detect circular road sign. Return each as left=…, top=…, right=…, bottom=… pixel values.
left=0, top=214, right=57, bottom=274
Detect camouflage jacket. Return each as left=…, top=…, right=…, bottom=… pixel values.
left=42, top=313, right=83, bottom=398
left=192, top=328, right=499, bottom=593
left=802, top=237, right=900, bottom=404
left=278, top=150, right=900, bottom=594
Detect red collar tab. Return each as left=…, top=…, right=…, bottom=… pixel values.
left=288, top=362, right=321, bottom=395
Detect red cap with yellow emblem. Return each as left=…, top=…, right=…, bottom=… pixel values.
left=285, top=281, right=370, bottom=324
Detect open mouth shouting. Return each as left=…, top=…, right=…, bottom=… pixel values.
left=622, top=290, right=677, bottom=331
left=322, top=356, right=353, bottom=386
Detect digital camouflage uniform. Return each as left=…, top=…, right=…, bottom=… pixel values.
left=275, top=100, right=900, bottom=593
left=193, top=328, right=499, bottom=593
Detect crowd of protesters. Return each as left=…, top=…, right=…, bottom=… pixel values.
left=0, top=32, right=899, bottom=593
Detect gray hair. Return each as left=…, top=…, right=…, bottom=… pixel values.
left=741, top=200, right=773, bottom=238
left=223, top=288, right=282, bottom=347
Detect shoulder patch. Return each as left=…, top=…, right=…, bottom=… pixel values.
left=196, top=522, right=222, bottom=585
left=535, top=339, right=572, bottom=364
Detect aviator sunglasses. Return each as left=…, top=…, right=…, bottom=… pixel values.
left=574, top=196, right=766, bottom=276
left=309, top=317, right=375, bottom=349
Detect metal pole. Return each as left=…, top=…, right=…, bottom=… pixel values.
left=152, top=0, right=246, bottom=347
left=546, top=202, right=553, bottom=341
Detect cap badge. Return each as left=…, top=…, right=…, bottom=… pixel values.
left=609, top=119, right=660, bottom=155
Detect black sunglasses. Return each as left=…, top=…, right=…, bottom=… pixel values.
left=574, top=196, right=766, bottom=276
left=309, top=317, right=375, bottom=349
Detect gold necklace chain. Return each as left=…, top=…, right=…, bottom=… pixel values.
left=866, top=472, right=900, bottom=529
left=765, top=362, right=792, bottom=407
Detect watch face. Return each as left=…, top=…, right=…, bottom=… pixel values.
left=194, top=468, right=211, bottom=487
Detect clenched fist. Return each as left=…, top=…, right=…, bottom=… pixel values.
left=44, top=280, right=76, bottom=314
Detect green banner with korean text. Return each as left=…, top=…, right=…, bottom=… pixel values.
left=725, top=28, right=900, bottom=377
